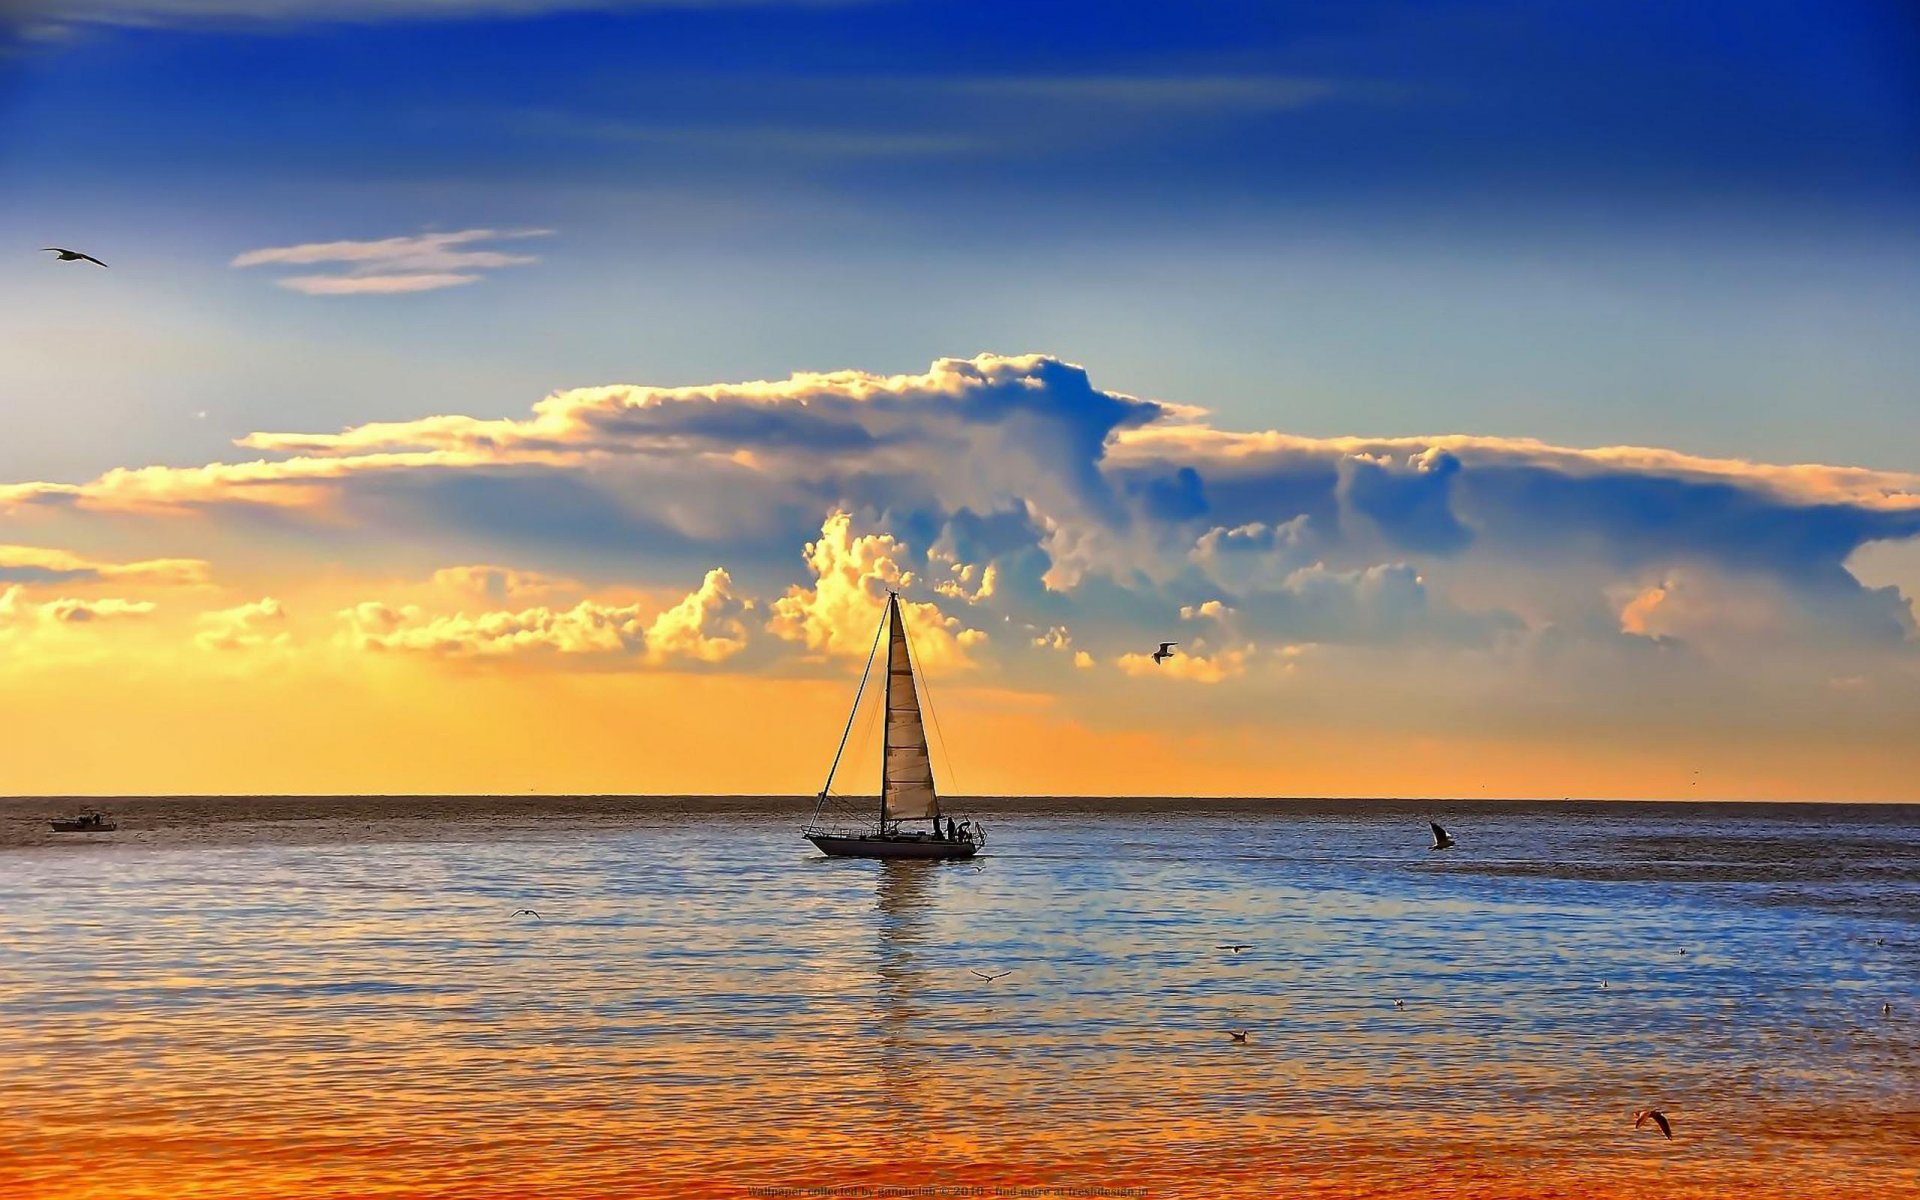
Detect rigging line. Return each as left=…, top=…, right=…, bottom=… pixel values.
left=819, top=599, right=888, bottom=799
left=831, top=671, right=883, bottom=799
left=899, top=600, right=960, bottom=797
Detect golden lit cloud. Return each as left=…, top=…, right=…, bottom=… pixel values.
left=1116, top=642, right=1253, bottom=683
left=194, top=598, right=291, bottom=652
left=768, top=511, right=987, bottom=668
left=0, top=544, right=209, bottom=587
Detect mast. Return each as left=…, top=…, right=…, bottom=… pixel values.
left=881, top=592, right=939, bottom=826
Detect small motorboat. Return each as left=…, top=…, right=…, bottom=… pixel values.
left=50, top=809, right=117, bottom=833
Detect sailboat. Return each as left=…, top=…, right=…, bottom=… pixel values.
left=804, top=590, right=983, bottom=860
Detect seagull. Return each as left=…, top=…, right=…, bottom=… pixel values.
left=1216, top=944, right=1251, bottom=953
left=1429, top=821, right=1455, bottom=850
left=1151, top=641, right=1177, bottom=664
left=1633, top=1109, right=1673, bottom=1140
left=969, top=969, right=1013, bottom=982
left=42, top=247, right=107, bottom=267
left=1227, top=1029, right=1249, bottom=1042
left=511, top=909, right=542, bottom=919
left=1392, top=999, right=1406, bottom=1010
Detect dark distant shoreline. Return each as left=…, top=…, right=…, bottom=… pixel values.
left=6, top=792, right=1916, bottom=829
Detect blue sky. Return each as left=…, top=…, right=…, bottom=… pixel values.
left=2, top=0, right=1916, bottom=478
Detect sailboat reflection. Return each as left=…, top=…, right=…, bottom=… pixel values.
left=871, top=860, right=940, bottom=1109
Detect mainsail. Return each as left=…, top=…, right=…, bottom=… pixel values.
left=881, top=593, right=939, bottom=822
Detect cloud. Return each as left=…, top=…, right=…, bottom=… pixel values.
left=18, top=2, right=815, bottom=31
left=432, top=564, right=578, bottom=605
left=768, top=511, right=987, bottom=669
left=1180, top=599, right=1232, bottom=621
left=276, top=273, right=487, bottom=296
left=643, top=567, right=750, bottom=664
left=2, top=351, right=1916, bottom=682
left=338, top=567, right=750, bottom=666
left=195, top=597, right=290, bottom=651
left=0, top=544, right=209, bottom=587
left=231, top=228, right=551, bottom=296
left=934, top=561, right=997, bottom=604
left=338, top=597, right=646, bottom=659
left=0, top=586, right=156, bottom=627
left=1116, top=642, right=1253, bottom=683
left=952, top=75, right=1344, bottom=112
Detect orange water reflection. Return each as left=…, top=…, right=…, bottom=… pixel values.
left=4, top=810, right=1916, bottom=1200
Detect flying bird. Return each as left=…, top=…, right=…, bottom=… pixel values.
left=42, top=247, right=107, bottom=267
left=1430, top=821, right=1456, bottom=850
left=1216, top=944, right=1251, bottom=953
left=1151, top=642, right=1178, bottom=664
left=970, top=969, right=1013, bottom=982
left=512, top=909, right=542, bottom=919
left=1227, top=1029, right=1249, bottom=1042
left=1634, top=1109, right=1673, bottom=1140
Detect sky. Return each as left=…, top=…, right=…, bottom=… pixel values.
left=0, top=0, right=1916, bottom=798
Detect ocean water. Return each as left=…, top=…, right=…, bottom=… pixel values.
left=1, top=796, right=1914, bottom=1199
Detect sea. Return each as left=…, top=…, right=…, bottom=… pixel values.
left=2, top=796, right=1914, bottom=1199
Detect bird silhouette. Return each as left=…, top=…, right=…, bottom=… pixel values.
left=970, top=969, right=1013, bottom=982
left=1227, top=1029, right=1249, bottom=1042
left=42, top=247, right=107, bottom=267
left=1216, top=944, right=1251, bottom=953
left=1429, top=821, right=1455, bottom=850
left=1634, top=1109, right=1673, bottom=1140
left=512, top=909, right=542, bottom=919
left=1151, top=641, right=1177, bottom=664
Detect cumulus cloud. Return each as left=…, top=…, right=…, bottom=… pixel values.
left=768, top=511, right=987, bottom=669
left=0, top=586, right=156, bottom=627
left=1031, top=625, right=1072, bottom=651
left=338, top=597, right=647, bottom=659
left=1180, top=599, right=1233, bottom=622
left=195, top=597, right=290, bottom=652
left=231, top=228, right=551, bottom=296
left=934, top=561, right=998, bottom=604
left=642, top=567, right=751, bottom=664
left=338, top=567, right=750, bottom=666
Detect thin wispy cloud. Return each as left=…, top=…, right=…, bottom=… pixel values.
left=231, top=228, right=552, bottom=296
left=527, top=114, right=990, bottom=160
left=947, top=75, right=1348, bottom=112
left=15, top=1, right=831, bottom=29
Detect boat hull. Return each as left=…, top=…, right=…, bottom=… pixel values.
left=50, top=821, right=116, bottom=833
left=807, top=833, right=979, bottom=860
